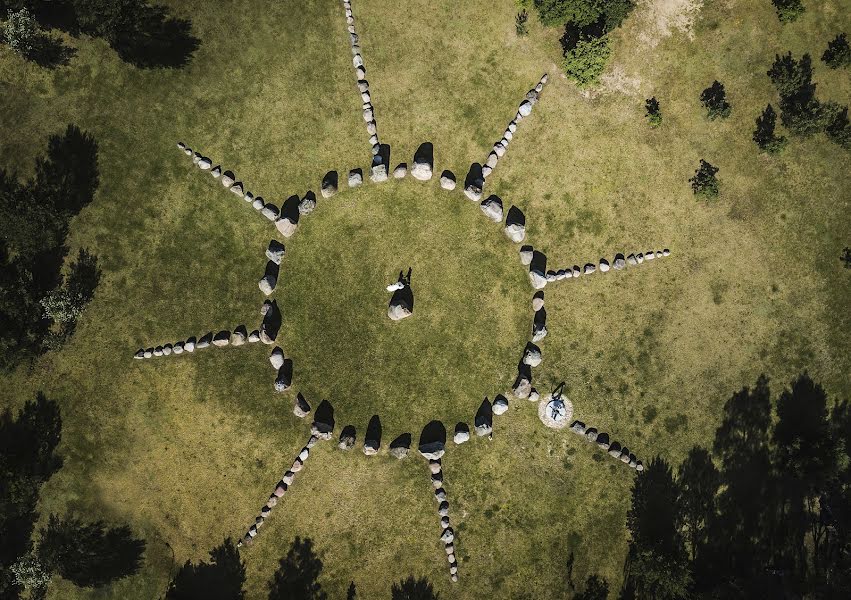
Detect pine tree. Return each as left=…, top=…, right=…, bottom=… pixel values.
left=822, top=33, right=851, bottom=69
left=700, top=81, right=731, bottom=120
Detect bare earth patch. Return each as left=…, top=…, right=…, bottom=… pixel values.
left=635, top=0, right=704, bottom=48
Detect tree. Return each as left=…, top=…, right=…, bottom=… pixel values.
left=822, top=33, right=851, bottom=69
left=767, top=52, right=825, bottom=137
left=574, top=574, right=608, bottom=600
left=700, top=80, right=731, bottom=120
left=164, top=538, right=245, bottom=600
left=563, top=34, right=611, bottom=87
left=772, top=0, right=805, bottom=23
left=842, top=247, right=851, bottom=268
left=37, top=515, right=145, bottom=588
left=10, top=554, right=51, bottom=595
left=689, top=160, right=719, bottom=199
left=267, top=537, right=326, bottom=600
left=645, top=97, right=662, bottom=127
left=752, top=104, right=788, bottom=154
left=825, top=104, right=851, bottom=149
left=532, top=0, right=634, bottom=28
left=390, top=576, right=440, bottom=600
left=677, top=446, right=719, bottom=562
left=346, top=581, right=357, bottom=600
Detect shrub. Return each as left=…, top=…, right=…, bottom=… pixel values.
left=822, top=33, right=851, bottom=69
left=689, top=160, right=719, bottom=200
left=516, top=9, right=529, bottom=35
left=563, top=34, right=611, bottom=87
left=842, top=247, right=851, bottom=269
left=533, top=0, right=634, bottom=28
left=772, top=0, right=805, bottom=23
left=752, top=104, right=787, bottom=154
left=2, top=7, right=40, bottom=56
left=11, top=555, right=51, bottom=592
left=824, top=104, right=851, bottom=148
left=645, top=97, right=662, bottom=127
left=767, top=52, right=824, bottom=137
left=700, top=81, right=731, bottom=120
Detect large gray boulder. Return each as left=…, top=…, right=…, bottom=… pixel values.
left=338, top=425, right=356, bottom=450
left=480, top=195, right=504, bottom=222
left=266, top=240, right=285, bottom=264
left=298, top=191, right=317, bottom=215
left=212, top=330, right=230, bottom=347
left=519, top=245, right=534, bottom=266
left=259, top=261, right=279, bottom=295
left=453, top=422, right=470, bottom=444
left=321, top=171, right=338, bottom=198
left=522, top=342, right=542, bottom=367
left=348, top=168, right=363, bottom=188
left=411, top=142, right=433, bottom=181
left=393, top=163, right=407, bottom=178
left=230, top=326, right=247, bottom=346
left=269, top=346, right=284, bottom=370
left=439, top=170, right=456, bottom=190
left=492, top=394, right=509, bottom=415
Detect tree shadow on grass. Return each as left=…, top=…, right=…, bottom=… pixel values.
left=164, top=538, right=245, bottom=600
left=268, top=536, right=327, bottom=600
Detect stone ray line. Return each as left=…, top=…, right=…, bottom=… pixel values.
left=524, top=247, right=672, bottom=290
left=464, top=73, right=548, bottom=202
left=568, top=419, right=644, bottom=472
left=175, top=142, right=281, bottom=227
left=339, top=0, right=382, bottom=155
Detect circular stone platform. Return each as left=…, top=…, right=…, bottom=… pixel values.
left=277, top=179, right=529, bottom=433
left=538, top=393, right=573, bottom=429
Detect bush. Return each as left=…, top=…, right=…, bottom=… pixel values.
left=515, top=9, right=529, bottom=36
left=533, top=0, right=633, bottom=28
left=772, top=0, right=805, bottom=23
left=767, top=52, right=824, bottom=137
left=824, top=104, right=851, bottom=148
left=752, top=104, right=787, bottom=154
left=822, top=33, right=851, bottom=69
left=645, top=97, right=662, bottom=127
left=563, top=35, right=611, bottom=87
left=689, top=160, right=719, bottom=199
left=40, top=288, right=85, bottom=324
left=2, top=7, right=74, bottom=67
left=3, top=7, right=39, bottom=56
left=700, top=80, right=731, bottom=120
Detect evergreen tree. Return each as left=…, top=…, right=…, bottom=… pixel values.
left=822, top=33, right=851, bottom=69
left=689, top=160, right=719, bottom=199
left=767, top=52, right=824, bottom=137
left=37, top=515, right=145, bottom=588
left=700, top=80, right=732, bottom=120
left=825, top=105, right=851, bottom=149
left=753, top=104, right=788, bottom=154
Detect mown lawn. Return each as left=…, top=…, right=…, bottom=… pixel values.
left=1, top=0, right=849, bottom=598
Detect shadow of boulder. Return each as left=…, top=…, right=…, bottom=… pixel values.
left=418, top=421, right=446, bottom=459
left=389, top=432, right=411, bottom=459
left=312, top=400, right=335, bottom=440
left=475, top=398, right=493, bottom=436
left=364, top=415, right=382, bottom=451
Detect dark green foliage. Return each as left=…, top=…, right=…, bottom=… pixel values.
left=825, top=104, right=851, bottom=148
left=645, top=97, right=662, bottom=127
left=700, top=80, right=731, bottom=120
left=346, top=581, right=357, bottom=600
left=822, top=33, right=851, bottom=69
left=515, top=9, right=528, bottom=36
left=267, top=537, right=326, bottom=600
left=37, top=515, right=145, bottom=587
left=766, top=52, right=850, bottom=145
left=0, top=124, right=100, bottom=370
left=772, top=0, right=805, bottom=23
left=574, top=574, right=608, bottom=600
left=689, top=160, right=719, bottom=199
left=390, top=576, right=440, bottom=600
left=752, top=104, right=787, bottom=154
left=533, top=0, right=633, bottom=28
left=563, top=35, right=611, bottom=87
left=842, top=247, right=851, bottom=268
left=1, top=7, right=74, bottom=67
left=164, top=538, right=245, bottom=600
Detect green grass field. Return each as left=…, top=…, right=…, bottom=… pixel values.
left=1, top=0, right=850, bottom=598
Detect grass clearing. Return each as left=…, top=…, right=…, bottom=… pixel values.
left=1, top=0, right=849, bottom=598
